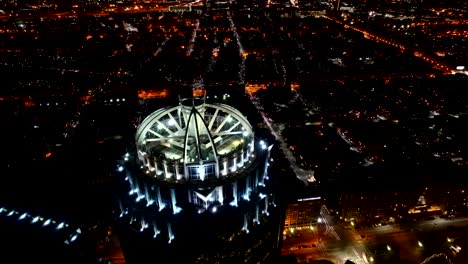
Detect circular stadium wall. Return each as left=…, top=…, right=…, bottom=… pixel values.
left=115, top=98, right=281, bottom=263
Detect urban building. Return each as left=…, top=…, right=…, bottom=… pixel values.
left=115, top=96, right=282, bottom=263
left=284, top=197, right=322, bottom=232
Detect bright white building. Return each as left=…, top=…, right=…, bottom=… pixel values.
left=116, top=97, right=280, bottom=264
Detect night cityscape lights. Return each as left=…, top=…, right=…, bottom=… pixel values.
left=0, top=0, right=467, bottom=264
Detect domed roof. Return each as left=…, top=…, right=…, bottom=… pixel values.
left=135, top=98, right=254, bottom=180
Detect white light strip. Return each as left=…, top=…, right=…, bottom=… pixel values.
left=297, top=197, right=321, bottom=202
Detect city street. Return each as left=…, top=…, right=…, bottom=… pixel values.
left=282, top=210, right=468, bottom=264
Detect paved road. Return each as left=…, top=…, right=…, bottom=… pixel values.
left=282, top=213, right=468, bottom=264
left=249, top=94, right=317, bottom=185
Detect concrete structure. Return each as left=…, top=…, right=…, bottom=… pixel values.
left=115, top=97, right=281, bottom=263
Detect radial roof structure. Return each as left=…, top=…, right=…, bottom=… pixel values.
left=135, top=98, right=254, bottom=179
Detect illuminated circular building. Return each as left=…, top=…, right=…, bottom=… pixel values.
left=115, top=97, right=281, bottom=263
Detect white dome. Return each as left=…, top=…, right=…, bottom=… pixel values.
left=135, top=98, right=255, bottom=181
